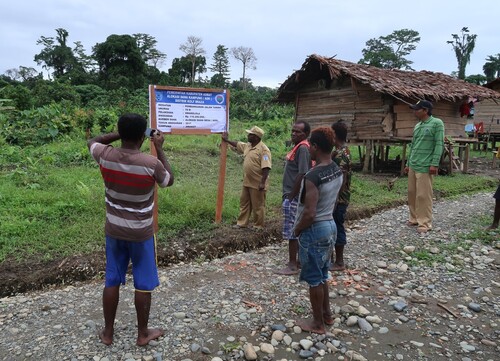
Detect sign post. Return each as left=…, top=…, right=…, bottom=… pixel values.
left=149, top=85, right=230, bottom=223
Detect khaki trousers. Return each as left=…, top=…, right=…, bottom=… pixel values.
left=237, top=186, right=266, bottom=228
left=407, top=168, right=434, bottom=230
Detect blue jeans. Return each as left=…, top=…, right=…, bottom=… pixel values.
left=298, top=220, right=336, bottom=287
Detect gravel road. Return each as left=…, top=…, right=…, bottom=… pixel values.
left=0, top=192, right=498, bottom=361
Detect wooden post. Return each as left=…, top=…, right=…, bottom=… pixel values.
left=400, top=143, right=407, bottom=176
left=463, top=143, right=470, bottom=173
left=362, top=141, right=370, bottom=173
left=370, top=140, right=375, bottom=173
left=447, top=143, right=453, bottom=175
left=215, top=141, right=228, bottom=223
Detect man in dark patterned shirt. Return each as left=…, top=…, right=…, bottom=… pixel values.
left=330, top=121, right=351, bottom=271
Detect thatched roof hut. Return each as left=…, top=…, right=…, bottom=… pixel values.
left=276, top=55, right=500, bottom=140
left=474, top=77, right=500, bottom=135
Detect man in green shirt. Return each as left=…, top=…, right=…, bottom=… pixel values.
left=404, top=100, right=444, bottom=234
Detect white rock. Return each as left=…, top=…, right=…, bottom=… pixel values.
left=368, top=314, right=383, bottom=323
left=243, top=343, right=257, bottom=360
left=271, top=330, right=284, bottom=341
left=345, top=350, right=368, bottom=361
left=357, top=305, right=370, bottom=316
left=283, top=335, right=292, bottom=345
left=260, top=343, right=275, bottom=354
left=403, top=246, right=416, bottom=254
left=410, top=341, right=424, bottom=347
left=299, top=339, right=314, bottom=350
left=346, top=315, right=358, bottom=326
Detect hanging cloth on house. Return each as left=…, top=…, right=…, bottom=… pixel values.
left=460, top=102, right=470, bottom=117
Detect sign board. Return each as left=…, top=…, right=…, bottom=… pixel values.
left=149, top=85, right=228, bottom=134
left=148, top=85, right=230, bottom=223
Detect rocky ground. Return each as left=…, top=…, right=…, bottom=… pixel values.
left=1, top=191, right=499, bottom=361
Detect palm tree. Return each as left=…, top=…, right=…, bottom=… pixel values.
left=483, top=54, right=500, bottom=82
left=447, top=27, right=477, bottom=80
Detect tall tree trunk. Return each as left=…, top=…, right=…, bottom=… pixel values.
left=242, top=64, right=246, bottom=90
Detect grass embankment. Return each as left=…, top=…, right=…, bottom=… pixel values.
left=0, top=124, right=497, bottom=264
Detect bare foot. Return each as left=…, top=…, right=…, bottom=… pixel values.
left=323, top=314, right=335, bottom=325
left=417, top=226, right=430, bottom=234
left=137, top=328, right=164, bottom=346
left=274, top=265, right=299, bottom=275
left=296, top=318, right=326, bottom=334
left=329, top=262, right=345, bottom=272
left=486, top=224, right=498, bottom=230
left=99, top=329, right=113, bottom=346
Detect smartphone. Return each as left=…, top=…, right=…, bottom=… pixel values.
left=145, top=128, right=156, bottom=137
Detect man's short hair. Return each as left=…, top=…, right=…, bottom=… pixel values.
left=296, top=121, right=311, bottom=137
left=331, top=121, right=348, bottom=142
left=118, top=113, right=147, bottom=142
left=310, top=127, right=335, bottom=153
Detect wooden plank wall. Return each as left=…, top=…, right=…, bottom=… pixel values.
left=474, top=99, right=500, bottom=133
left=394, top=100, right=465, bottom=137
left=295, top=81, right=392, bottom=140
left=294, top=78, right=474, bottom=140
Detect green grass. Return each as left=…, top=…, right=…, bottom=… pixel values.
left=0, top=127, right=497, bottom=264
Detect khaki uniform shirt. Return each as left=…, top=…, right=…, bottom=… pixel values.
left=235, top=141, right=272, bottom=190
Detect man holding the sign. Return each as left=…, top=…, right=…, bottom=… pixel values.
left=222, top=126, right=272, bottom=230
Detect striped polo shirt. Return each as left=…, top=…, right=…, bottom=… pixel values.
left=90, top=143, right=170, bottom=242
left=408, top=116, right=445, bottom=173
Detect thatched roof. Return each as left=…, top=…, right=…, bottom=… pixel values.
left=276, top=54, right=500, bottom=103
left=484, top=77, right=500, bottom=91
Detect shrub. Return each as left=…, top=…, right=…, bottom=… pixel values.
left=1, top=104, right=74, bottom=146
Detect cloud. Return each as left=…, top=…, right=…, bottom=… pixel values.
left=1, top=0, right=499, bottom=87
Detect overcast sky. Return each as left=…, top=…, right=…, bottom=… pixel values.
left=1, top=0, right=499, bottom=88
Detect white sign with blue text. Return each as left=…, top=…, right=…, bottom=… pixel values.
left=153, top=88, right=227, bottom=133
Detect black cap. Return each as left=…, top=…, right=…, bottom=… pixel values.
left=409, top=100, right=433, bottom=110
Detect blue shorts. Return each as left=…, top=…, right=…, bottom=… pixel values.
left=298, top=220, right=336, bottom=287
left=282, top=197, right=298, bottom=240
left=105, top=235, right=160, bottom=292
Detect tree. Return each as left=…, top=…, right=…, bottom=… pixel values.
left=168, top=56, right=206, bottom=86
left=4, top=66, right=41, bottom=83
left=73, top=41, right=95, bottom=73
left=230, top=46, right=257, bottom=90
left=133, top=33, right=167, bottom=68
left=447, top=27, right=477, bottom=80
left=464, top=74, right=487, bottom=85
left=34, top=28, right=78, bottom=79
left=92, top=34, right=147, bottom=90
left=179, top=36, right=206, bottom=86
left=359, top=29, right=420, bottom=70
left=483, top=54, right=500, bottom=82
left=209, top=45, right=231, bottom=88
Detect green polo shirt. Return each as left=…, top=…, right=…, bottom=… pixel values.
left=408, top=115, right=445, bottom=173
